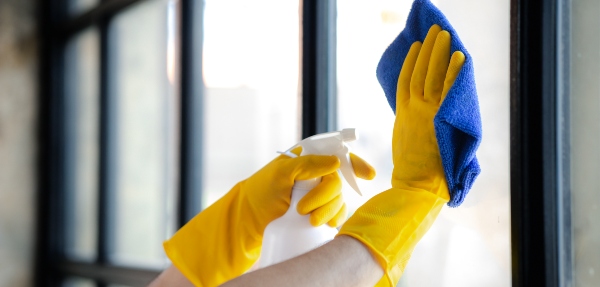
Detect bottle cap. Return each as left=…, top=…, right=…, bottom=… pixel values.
left=340, top=128, right=358, bottom=142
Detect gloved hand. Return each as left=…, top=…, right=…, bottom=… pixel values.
left=337, top=24, right=466, bottom=286
left=163, top=147, right=375, bottom=287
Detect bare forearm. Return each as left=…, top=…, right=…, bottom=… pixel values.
left=148, top=265, right=194, bottom=287
left=220, top=235, right=383, bottom=287
left=148, top=236, right=383, bottom=286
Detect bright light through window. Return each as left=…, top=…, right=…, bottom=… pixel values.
left=337, top=1, right=511, bottom=286
left=201, top=0, right=301, bottom=207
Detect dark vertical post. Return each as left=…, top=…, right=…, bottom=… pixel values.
left=97, top=17, right=114, bottom=268
left=302, top=0, right=337, bottom=138
left=178, top=0, right=205, bottom=225
left=36, top=0, right=67, bottom=286
left=510, top=0, right=560, bottom=286
left=96, top=14, right=120, bottom=287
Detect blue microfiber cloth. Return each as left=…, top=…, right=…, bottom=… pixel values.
left=376, top=0, right=482, bottom=207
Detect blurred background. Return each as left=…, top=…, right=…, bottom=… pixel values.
left=2, top=0, right=598, bottom=286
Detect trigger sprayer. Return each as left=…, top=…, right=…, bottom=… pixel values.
left=258, top=128, right=361, bottom=268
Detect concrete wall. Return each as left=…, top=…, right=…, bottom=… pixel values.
left=0, top=0, right=38, bottom=286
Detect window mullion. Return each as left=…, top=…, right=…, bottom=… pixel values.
left=177, top=0, right=205, bottom=226
left=510, top=0, right=561, bottom=286
left=97, top=16, right=112, bottom=266
left=36, top=0, right=68, bottom=285
left=302, top=0, right=337, bottom=138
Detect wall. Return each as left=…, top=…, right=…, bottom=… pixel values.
left=0, top=0, right=38, bottom=286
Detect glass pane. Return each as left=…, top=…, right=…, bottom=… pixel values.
left=571, top=0, right=600, bottom=285
left=68, top=0, right=99, bottom=17
left=64, top=27, right=100, bottom=261
left=108, top=0, right=179, bottom=267
left=337, top=1, right=510, bottom=286
left=202, top=0, right=300, bottom=207
left=63, top=277, right=95, bottom=287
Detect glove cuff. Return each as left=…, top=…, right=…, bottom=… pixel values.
left=337, top=187, right=447, bottom=286
left=163, top=182, right=263, bottom=286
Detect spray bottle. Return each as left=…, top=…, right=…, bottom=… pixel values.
left=258, top=128, right=362, bottom=268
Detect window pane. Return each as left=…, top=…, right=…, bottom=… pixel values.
left=202, top=0, right=300, bottom=207
left=64, top=27, right=100, bottom=261
left=107, top=0, right=179, bottom=267
left=68, top=0, right=99, bottom=17
left=337, top=1, right=510, bottom=286
left=571, top=0, right=600, bottom=285
left=63, top=277, right=95, bottom=287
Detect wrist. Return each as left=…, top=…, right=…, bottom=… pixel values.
left=337, top=187, right=448, bottom=286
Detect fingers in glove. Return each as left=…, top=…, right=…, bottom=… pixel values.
left=309, top=194, right=344, bottom=227
left=297, top=172, right=342, bottom=215
left=424, top=30, right=451, bottom=104
left=327, top=203, right=348, bottom=228
left=286, top=155, right=340, bottom=181
left=396, top=41, right=422, bottom=108
left=441, top=51, right=466, bottom=104
left=411, top=24, right=442, bottom=100
left=349, top=153, right=376, bottom=180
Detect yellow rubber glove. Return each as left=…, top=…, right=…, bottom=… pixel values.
left=337, top=24, right=466, bottom=286
left=298, top=152, right=376, bottom=227
left=164, top=147, right=375, bottom=287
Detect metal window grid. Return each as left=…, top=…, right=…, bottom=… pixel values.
left=36, top=0, right=336, bottom=286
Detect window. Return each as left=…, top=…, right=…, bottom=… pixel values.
left=201, top=0, right=301, bottom=208
left=38, top=0, right=312, bottom=285
left=38, top=0, right=599, bottom=286
left=38, top=0, right=191, bottom=284
left=107, top=0, right=179, bottom=267
left=336, top=1, right=510, bottom=286
left=64, top=26, right=100, bottom=263
left=511, top=0, right=599, bottom=286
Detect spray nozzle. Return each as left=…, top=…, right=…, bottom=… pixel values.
left=283, top=128, right=363, bottom=196
left=340, top=128, right=358, bottom=142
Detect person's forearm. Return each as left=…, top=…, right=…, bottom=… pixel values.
left=148, top=265, right=194, bottom=287
left=220, top=235, right=383, bottom=287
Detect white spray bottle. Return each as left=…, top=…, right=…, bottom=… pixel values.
left=258, top=128, right=362, bottom=268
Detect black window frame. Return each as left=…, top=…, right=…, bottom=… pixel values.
left=37, top=0, right=337, bottom=285
left=37, top=0, right=574, bottom=286
left=510, top=0, right=572, bottom=286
